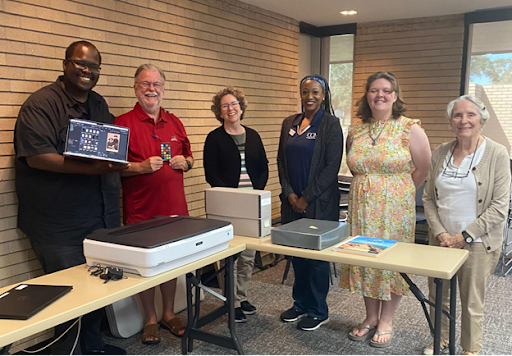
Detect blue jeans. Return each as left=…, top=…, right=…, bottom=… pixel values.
left=287, top=211, right=330, bottom=320
left=291, top=256, right=330, bottom=319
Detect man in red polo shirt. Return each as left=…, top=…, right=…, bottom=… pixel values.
left=115, top=64, right=193, bottom=344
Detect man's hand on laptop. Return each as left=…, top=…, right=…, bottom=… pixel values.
left=93, top=160, right=130, bottom=174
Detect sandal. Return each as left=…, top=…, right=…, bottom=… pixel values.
left=160, top=317, right=186, bottom=338
left=462, top=350, right=478, bottom=355
left=422, top=339, right=449, bottom=355
left=369, top=330, right=393, bottom=348
left=141, top=324, right=160, bottom=345
left=348, top=324, right=376, bottom=341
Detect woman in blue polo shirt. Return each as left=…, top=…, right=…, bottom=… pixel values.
left=277, top=75, right=343, bottom=331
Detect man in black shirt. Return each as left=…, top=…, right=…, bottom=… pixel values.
left=14, top=41, right=127, bottom=355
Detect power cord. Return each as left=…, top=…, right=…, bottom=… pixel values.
left=20, top=316, right=81, bottom=355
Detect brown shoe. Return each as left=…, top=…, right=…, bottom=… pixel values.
left=141, top=324, right=160, bottom=345
left=160, top=317, right=186, bottom=338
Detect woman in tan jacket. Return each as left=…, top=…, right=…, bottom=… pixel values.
left=422, top=95, right=510, bottom=355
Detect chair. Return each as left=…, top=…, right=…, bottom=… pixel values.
left=501, top=172, right=512, bottom=276
left=415, top=184, right=429, bottom=245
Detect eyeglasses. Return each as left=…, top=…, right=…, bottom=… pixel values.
left=368, top=89, right=394, bottom=95
left=441, top=138, right=479, bottom=179
left=220, top=101, right=240, bottom=109
left=136, top=81, right=164, bottom=89
left=67, top=59, right=101, bottom=73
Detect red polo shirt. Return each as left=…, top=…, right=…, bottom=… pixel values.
left=115, top=103, right=192, bottom=224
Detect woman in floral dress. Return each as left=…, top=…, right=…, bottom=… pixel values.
left=340, top=72, right=431, bottom=347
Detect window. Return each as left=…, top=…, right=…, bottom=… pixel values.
left=328, top=34, right=354, bottom=175
left=465, top=18, right=512, bottom=155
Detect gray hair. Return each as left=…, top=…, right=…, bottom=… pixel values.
left=446, top=95, right=489, bottom=126
left=134, top=64, right=166, bottom=84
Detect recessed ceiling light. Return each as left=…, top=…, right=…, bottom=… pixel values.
left=340, top=10, right=357, bottom=15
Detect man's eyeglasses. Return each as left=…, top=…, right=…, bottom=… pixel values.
left=136, top=81, right=164, bottom=89
left=221, top=101, right=240, bottom=109
left=67, top=59, right=101, bottom=73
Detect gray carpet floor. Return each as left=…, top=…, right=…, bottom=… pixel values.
left=103, top=259, right=512, bottom=355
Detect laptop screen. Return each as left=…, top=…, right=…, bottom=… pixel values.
left=65, top=119, right=130, bottom=164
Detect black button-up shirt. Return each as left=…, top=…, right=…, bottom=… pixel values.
left=14, top=76, right=121, bottom=245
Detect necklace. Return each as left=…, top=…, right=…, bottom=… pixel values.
left=368, top=119, right=388, bottom=146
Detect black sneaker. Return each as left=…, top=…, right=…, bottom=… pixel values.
left=297, top=316, right=329, bottom=331
left=85, top=344, right=127, bottom=355
left=240, top=301, right=257, bottom=315
left=235, top=307, right=247, bottom=323
left=280, top=307, right=306, bottom=322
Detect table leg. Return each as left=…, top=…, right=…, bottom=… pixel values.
left=181, top=255, right=243, bottom=355
left=226, top=254, right=243, bottom=354
left=182, top=271, right=195, bottom=354
left=449, top=275, right=457, bottom=355
left=433, top=278, right=443, bottom=355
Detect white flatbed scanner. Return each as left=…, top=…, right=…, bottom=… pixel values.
left=84, top=216, right=233, bottom=277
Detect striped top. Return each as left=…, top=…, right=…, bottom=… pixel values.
left=230, top=132, right=253, bottom=189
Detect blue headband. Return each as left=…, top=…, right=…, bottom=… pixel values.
left=300, top=75, right=327, bottom=91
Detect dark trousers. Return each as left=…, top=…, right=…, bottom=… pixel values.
left=291, top=256, right=329, bottom=319
left=288, top=210, right=330, bottom=320
left=30, top=240, right=105, bottom=355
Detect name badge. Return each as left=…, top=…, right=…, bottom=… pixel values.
left=289, top=128, right=296, bottom=136
left=306, top=132, right=316, bottom=140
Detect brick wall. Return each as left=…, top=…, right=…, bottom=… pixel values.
left=469, top=82, right=512, bottom=156
left=0, top=0, right=299, bottom=291
left=352, top=15, right=465, bottom=149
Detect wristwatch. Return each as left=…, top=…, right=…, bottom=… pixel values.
left=462, top=231, right=473, bottom=244
left=185, top=159, right=192, bottom=171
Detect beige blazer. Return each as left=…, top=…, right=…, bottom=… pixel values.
left=423, top=137, right=511, bottom=253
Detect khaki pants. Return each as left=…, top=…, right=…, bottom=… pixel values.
left=233, top=249, right=256, bottom=308
left=428, top=240, right=500, bottom=352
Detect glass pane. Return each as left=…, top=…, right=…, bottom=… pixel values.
left=328, top=35, right=354, bottom=176
left=467, top=20, right=512, bottom=155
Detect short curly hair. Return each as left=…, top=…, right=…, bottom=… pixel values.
left=211, top=86, right=248, bottom=124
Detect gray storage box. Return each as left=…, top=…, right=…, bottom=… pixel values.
left=207, top=214, right=271, bottom=238
left=271, top=219, right=350, bottom=250
left=205, top=187, right=271, bottom=219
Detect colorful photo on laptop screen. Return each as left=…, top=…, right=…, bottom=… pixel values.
left=65, top=119, right=130, bottom=164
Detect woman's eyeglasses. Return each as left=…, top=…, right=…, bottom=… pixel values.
left=220, top=101, right=240, bottom=109
left=441, top=138, right=479, bottom=179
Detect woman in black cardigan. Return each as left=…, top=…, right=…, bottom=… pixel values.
left=277, top=75, right=343, bottom=331
left=204, top=86, right=268, bottom=323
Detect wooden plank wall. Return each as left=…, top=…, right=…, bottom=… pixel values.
left=0, top=0, right=299, bottom=291
left=352, top=15, right=465, bottom=149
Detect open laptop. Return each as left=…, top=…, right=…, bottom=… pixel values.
left=64, top=119, right=130, bottom=164
left=0, top=284, right=73, bottom=320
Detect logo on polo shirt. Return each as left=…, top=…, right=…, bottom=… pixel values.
left=171, top=136, right=178, bottom=141
left=306, top=132, right=316, bottom=140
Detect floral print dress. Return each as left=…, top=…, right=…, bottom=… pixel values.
left=339, top=116, right=419, bottom=300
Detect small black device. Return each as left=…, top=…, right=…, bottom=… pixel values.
left=160, top=142, right=171, bottom=161
left=462, top=231, right=473, bottom=244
